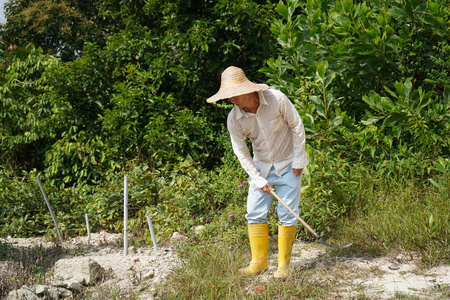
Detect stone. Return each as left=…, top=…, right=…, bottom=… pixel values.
left=22, top=284, right=75, bottom=300
left=194, top=225, right=205, bottom=235
left=46, top=286, right=72, bottom=299
left=170, top=232, right=187, bottom=241
left=53, top=257, right=105, bottom=286
left=128, top=246, right=137, bottom=255
left=34, top=285, right=47, bottom=295
left=143, top=269, right=155, bottom=279
left=53, top=279, right=84, bottom=292
left=66, top=280, right=84, bottom=292
left=388, top=263, right=400, bottom=270
left=6, top=286, right=39, bottom=300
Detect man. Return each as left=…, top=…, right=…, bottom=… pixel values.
left=206, top=66, right=308, bottom=278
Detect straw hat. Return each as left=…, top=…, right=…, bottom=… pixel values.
left=206, top=66, right=269, bottom=103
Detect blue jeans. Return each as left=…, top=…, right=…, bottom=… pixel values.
left=246, top=165, right=302, bottom=226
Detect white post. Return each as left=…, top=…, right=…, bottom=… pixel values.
left=123, top=175, right=128, bottom=256
left=85, top=214, right=91, bottom=244
left=36, top=176, right=64, bottom=244
left=146, top=215, right=159, bottom=251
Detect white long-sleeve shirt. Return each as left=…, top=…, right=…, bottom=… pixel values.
left=227, top=89, right=308, bottom=189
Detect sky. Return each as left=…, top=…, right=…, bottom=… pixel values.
left=0, top=0, right=7, bottom=24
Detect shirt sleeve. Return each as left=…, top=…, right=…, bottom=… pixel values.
left=278, top=93, right=309, bottom=169
left=227, top=112, right=268, bottom=189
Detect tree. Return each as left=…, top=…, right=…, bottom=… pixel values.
left=0, top=45, right=60, bottom=171
left=1, top=0, right=99, bottom=61
left=1, top=0, right=277, bottom=184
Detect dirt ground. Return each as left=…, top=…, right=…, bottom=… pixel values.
left=285, top=241, right=450, bottom=299
left=2, top=232, right=449, bottom=299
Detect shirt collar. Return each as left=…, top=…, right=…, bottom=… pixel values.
left=235, top=90, right=269, bottom=120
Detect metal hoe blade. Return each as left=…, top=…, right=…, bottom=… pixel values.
left=318, top=237, right=353, bottom=249
left=271, top=191, right=353, bottom=249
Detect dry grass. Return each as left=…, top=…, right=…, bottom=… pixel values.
left=0, top=241, right=64, bottom=298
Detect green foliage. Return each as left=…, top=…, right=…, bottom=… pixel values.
left=265, top=0, right=449, bottom=117
left=1, top=0, right=276, bottom=185
left=0, top=168, right=49, bottom=237
left=362, top=80, right=450, bottom=157
left=299, top=145, right=358, bottom=239
left=1, top=0, right=100, bottom=61
left=0, top=0, right=449, bottom=276
left=0, top=45, right=59, bottom=170
left=135, top=160, right=249, bottom=239
left=264, top=0, right=449, bottom=185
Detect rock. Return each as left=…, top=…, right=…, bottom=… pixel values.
left=388, top=263, right=400, bottom=270
left=143, top=269, right=155, bottom=279
left=6, top=286, right=39, bottom=300
left=34, top=285, right=47, bottom=295
left=98, top=247, right=113, bottom=255
left=194, top=225, right=205, bottom=235
left=67, top=281, right=83, bottom=292
left=128, top=246, right=137, bottom=255
left=46, top=286, right=72, bottom=299
left=22, top=284, right=74, bottom=299
left=53, top=278, right=84, bottom=291
left=170, top=232, right=187, bottom=241
left=53, top=257, right=105, bottom=286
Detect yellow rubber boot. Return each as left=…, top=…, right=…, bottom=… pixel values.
left=273, top=225, right=297, bottom=279
left=238, top=224, right=269, bottom=276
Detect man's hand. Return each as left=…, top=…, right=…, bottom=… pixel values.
left=293, top=168, right=303, bottom=177
left=262, top=183, right=273, bottom=194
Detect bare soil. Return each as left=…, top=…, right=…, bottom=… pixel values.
left=285, top=241, right=450, bottom=299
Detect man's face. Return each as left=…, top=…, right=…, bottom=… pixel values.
left=229, top=93, right=251, bottom=110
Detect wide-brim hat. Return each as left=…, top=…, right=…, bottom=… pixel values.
left=206, top=66, right=269, bottom=103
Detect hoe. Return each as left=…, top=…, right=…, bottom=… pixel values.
left=271, top=190, right=353, bottom=249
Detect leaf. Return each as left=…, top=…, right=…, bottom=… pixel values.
left=380, top=97, right=395, bottom=111
left=384, top=86, right=399, bottom=100
left=383, top=112, right=408, bottom=126
left=428, top=2, right=439, bottom=13
left=362, top=94, right=375, bottom=107
left=330, top=115, right=343, bottom=128
left=309, top=7, right=319, bottom=23
left=304, top=43, right=316, bottom=53
left=309, top=95, right=323, bottom=105
left=431, top=158, right=449, bottom=174
left=428, top=179, right=440, bottom=189
left=315, top=61, right=329, bottom=80
left=310, top=25, right=319, bottom=36
left=276, top=2, right=289, bottom=21
left=445, top=86, right=450, bottom=103
left=324, top=72, right=336, bottom=87
left=365, top=29, right=381, bottom=37
left=315, top=104, right=325, bottom=118
left=387, top=6, right=405, bottom=19
left=361, top=114, right=383, bottom=125
left=401, top=79, right=412, bottom=99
